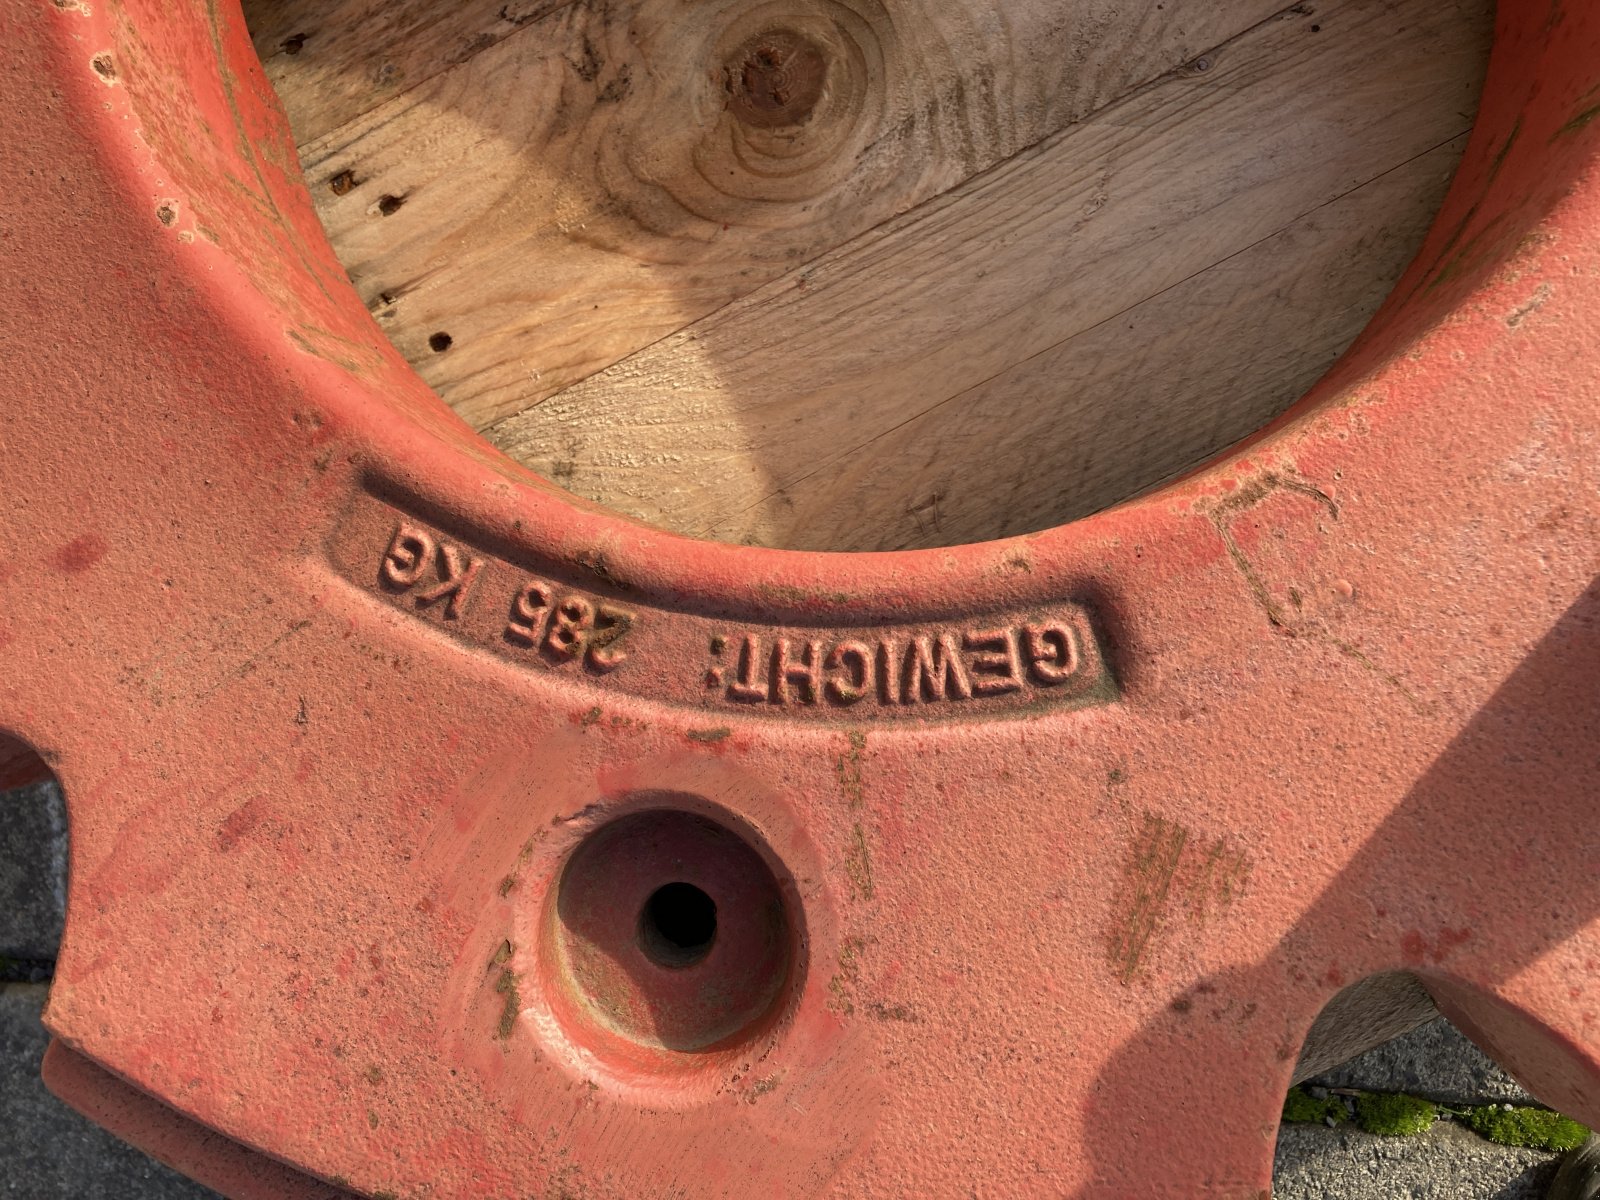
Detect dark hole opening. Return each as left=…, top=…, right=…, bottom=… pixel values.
left=638, top=882, right=717, bottom=968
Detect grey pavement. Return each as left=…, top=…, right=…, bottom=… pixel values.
left=1307, top=1016, right=1535, bottom=1107
left=1, top=779, right=1591, bottom=1196
left=1, top=780, right=67, bottom=968
left=1275, top=1120, right=1561, bottom=1199
left=1281, top=1016, right=1567, bottom=1197
left=0, top=983, right=219, bottom=1198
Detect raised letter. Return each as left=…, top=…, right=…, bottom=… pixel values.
left=727, top=635, right=768, bottom=703
left=773, top=639, right=823, bottom=705
left=586, top=604, right=635, bottom=671
left=543, top=595, right=595, bottom=659
left=1024, top=624, right=1079, bottom=685
left=381, top=523, right=432, bottom=588
left=877, top=640, right=901, bottom=705
left=505, top=581, right=552, bottom=645
left=414, top=542, right=481, bottom=619
left=902, top=633, right=974, bottom=703
left=964, top=629, right=1024, bottom=696
left=825, top=642, right=873, bottom=705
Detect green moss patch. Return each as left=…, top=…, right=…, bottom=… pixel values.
left=1282, top=1087, right=1347, bottom=1125
left=1284, top=1084, right=1592, bottom=1151
left=1355, top=1092, right=1439, bottom=1137
left=1459, top=1104, right=1590, bottom=1152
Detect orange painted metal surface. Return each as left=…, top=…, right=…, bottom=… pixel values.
left=1, top=1, right=1598, bottom=1196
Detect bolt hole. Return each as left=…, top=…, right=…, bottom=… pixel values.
left=376, top=193, right=405, bottom=217
left=428, top=331, right=453, bottom=353
left=638, top=882, right=717, bottom=968
left=281, top=33, right=307, bottom=56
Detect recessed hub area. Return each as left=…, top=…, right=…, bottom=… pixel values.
left=552, top=808, right=796, bottom=1053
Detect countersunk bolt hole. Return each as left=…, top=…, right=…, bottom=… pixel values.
left=428, top=331, right=453, bottom=353
left=639, top=882, right=717, bottom=968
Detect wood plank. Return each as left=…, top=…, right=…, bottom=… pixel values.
left=242, top=0, right=579, bottom=146
left=487, top=0, right=1491, bottom=547
left=720, top=136, right=1470, bottom=551
left=265, top=0, right=1290, bottom=429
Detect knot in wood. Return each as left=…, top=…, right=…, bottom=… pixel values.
left=727, top=30, right=827, bottom=128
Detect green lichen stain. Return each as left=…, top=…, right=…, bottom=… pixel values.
left=494, top=968, right=522, bottom=1040
left=1282, top=1087, right=1347, bottom=1125
left=1109, top=814, right=1187, bottom=982
left=867, top=1000, right=920, bottom=1023
left=835, top=730, right=866, bottom=808
left=836, top=731, right=874, bottom=901
left=1460, top=1104, right=1590, bottom=1151
left=845, top=821, right=875, bottom=901
left=828, top=936, right=865, bottom=1015
left=1355, top=1092, right=1438, bottom=1137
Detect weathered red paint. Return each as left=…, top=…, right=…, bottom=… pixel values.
left=1, top=0, right=1598, bottom=1196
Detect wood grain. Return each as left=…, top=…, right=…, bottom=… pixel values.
left=486, top=0, right=1491, bottom=547
left=725, top=136, right=1469, bottom=551
left=247, top=0, right=1290, bottom=429
left=244, top=1, right=580, bottom=145
left=244, top=0, right=1491, bottom=549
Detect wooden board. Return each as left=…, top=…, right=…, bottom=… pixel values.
left=245, top=0, right=1492, bottom=550
left=247, top=0, right=1291, bottom=426
left=723, top=136, right=1469, bottom=550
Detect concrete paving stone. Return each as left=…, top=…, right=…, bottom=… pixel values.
left=1308, top=1017, right=1536, bottom=1107
left=0, top=983, right=220, bottom=1199
left=1275, top=1120, right=1561, bottom=1200
left=0, top=782, right=67, bottom=964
